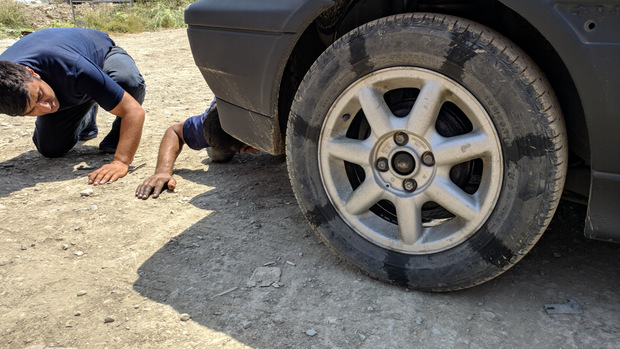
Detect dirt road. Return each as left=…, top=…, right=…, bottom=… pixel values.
left=1, top=29, right=618, bottom=349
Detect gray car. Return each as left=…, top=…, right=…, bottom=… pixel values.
left=185, top=0, right=620, bottom=291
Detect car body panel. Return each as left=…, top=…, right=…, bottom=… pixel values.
left=185, top=0, right=620, bottom=241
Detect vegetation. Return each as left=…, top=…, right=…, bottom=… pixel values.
left=0, top=0, right=194, bottom=39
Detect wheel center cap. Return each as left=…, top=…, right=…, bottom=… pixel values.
left=392, top=151, right=416, bottom=175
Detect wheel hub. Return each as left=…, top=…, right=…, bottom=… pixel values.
left=373, top=131, right=435, bottom=193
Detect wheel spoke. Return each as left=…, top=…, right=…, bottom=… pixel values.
left=344, top=179, right=385, bottom=216
left=358, top=86, right=393, bottom=136
left=394, top=195, right=423, bottom=245
left=427, top=178, right=478, bottom=221
left=324, top=136, right=372, bottom=165
left=432, top=131, right=491, bottom=165
left=406, top=81, right=445, bottom=136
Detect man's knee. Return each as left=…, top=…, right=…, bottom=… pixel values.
left=32, top=133, right=76, bottom=158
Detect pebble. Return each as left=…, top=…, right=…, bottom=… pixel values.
left=61, top=244, right=69, bottom=250
left=272, top=315, right=284, bottom=324
left=65, top=320, right=77, bottom=328
left=104, top=316, right=115, bottom=323
left=180, top=313, right=191, bottom=321
left=75, top=251, right=84, bottom=257
left=306, top=329, right=318, bottom=337
left=77, top=290, right=87, bottom=296
left=432, top=328, right=441, bottom=335
left=415, top=316, right=423, bottom=325
left=241, top=320, right=252, bottom=329
left=20, top=245, right=27, bottom=251
left=80, top=188, right=94, bottom=197
left=359, top=334, right=367, bottom=341
left=367, top=306, right=374, bottom=312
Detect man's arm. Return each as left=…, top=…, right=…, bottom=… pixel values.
left=135, top=120, right=186, bottom=199
left=87, top=92, right=145, bottom=185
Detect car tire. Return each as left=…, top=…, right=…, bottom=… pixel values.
left=286, top=13, right=567, bottom=291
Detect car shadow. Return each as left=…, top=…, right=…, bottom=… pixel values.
left=133, top=153, right=620, bottom=348
left=0, top=145, right=115, bottom=199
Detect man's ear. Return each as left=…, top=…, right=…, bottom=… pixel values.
left=24, top=66, right=40, bottom=79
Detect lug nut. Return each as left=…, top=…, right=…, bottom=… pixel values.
left=403, top=178, right=418, bottom=192
left=376, top=157, right=389, bottom=172
left=394, top=132, right=409, bottom=146
left=421, top=151, right=435, bottom=166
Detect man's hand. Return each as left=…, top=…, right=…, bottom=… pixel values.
left=135, top=173, right=177, bottom=199
left=88, top=160, right=129, bottom=185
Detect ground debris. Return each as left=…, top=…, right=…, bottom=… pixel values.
left=544, top=299, right=584, bottom=314
left=246, top=267, right=281, bottom=287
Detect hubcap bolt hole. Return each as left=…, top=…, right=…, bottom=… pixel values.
left=376, top=157, right=389, bottom=172
left=403, top=178, right=418, bottom=192
left=394, top=132, right=409, bottom=146
left=421, top=151, right=435, bottom=166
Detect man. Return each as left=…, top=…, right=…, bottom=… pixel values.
left=0, top=28, right=145, bottom=186
left=135, top=100, right=257, bottom=200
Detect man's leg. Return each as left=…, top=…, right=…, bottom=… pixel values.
left=99, top=46, right=146, bottom=153
left=32, top=101, right=96, bottom=158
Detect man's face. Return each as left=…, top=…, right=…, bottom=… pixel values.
left=22, top=67, right=59, bottom=116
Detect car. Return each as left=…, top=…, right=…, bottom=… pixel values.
left=184, top=0, right=620, bottom=291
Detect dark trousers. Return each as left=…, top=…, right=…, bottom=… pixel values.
left=32, top=46, right=146, bottom=157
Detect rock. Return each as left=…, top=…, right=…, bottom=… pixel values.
left=306, top=329, right=318, bottom=337
left=180, top=313, right=191, bottom=321
left=247, top=267, right=281, bottom=287
left=415, top=316, right=423, bottom=325
left=77, top=290, right=87, bottom=296
left=241, top=320, right=252, bottom=329
left=65, top=320, right=77, bottom=328
left=80, top=188, right=94, bottom=197
left=272, top=315, right=284, bottom=324
left=61, top=244, right=69, bottom=250
left=104, top=316, right=115, bottom=323
left=75, top=251, right=84, bottom=257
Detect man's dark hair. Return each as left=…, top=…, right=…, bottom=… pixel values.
left=0, top=61, right=34, bottom=116
left=203, top=102, right=245, bottom=151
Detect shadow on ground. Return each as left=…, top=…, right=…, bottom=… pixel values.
left=133, top=153, right=620, bottom=348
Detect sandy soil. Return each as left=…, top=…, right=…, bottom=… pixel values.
left=1, top=29, right=619, bottom=349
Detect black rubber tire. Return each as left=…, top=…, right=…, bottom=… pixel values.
left=286, top=13, right=567, bottom=291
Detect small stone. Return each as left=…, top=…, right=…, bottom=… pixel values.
left=432, top=328, right=441, bottom=335
left=415, top=316, right=423, bottom=325
left=75, top=251, right=84, bottom=257
left=272, top=315, right=284, bottom=324
left=91, top=204, right=98, bottom=211
left=80, top=188, right=94, bottom=197
left=466, top=315, right=473, bottom=321
left=77, top=290, right=87, bottom=296
left=367, top=306, right=374, bottom=312
left=180, top=313, right=191, bottom=321
left=74, top=311, right=81, bottom=316
left=359, top=333, right=366, bottom=341
left=61, top=244, right=69, bottom=250
left=66, top=320, right=77, bottom=328
left=241, top=320, right=252, bottom=329
left=104, top=316, right=115, bottom=323
left=306, top=329, right=318, bottom=337
left=20, top=245, right=27, bottom=250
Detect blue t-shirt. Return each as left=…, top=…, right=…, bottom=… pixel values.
left=0, top=28, right=125, bottom=112
left=182, top=99, right=217, bottom=150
